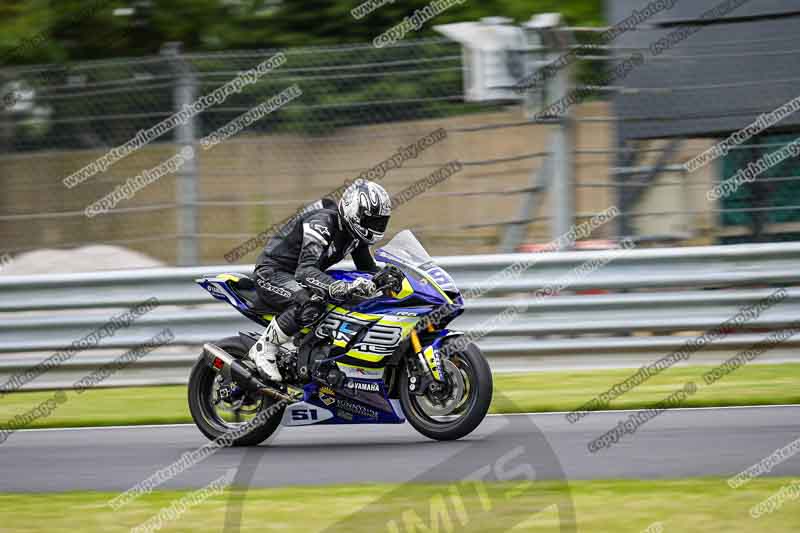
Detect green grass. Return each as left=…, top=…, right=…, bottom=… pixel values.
left=0, top=478, right=796, bottom=532
left=491, top=362, right=800, bottom=415
left=2, top=363, right=800, bottom=430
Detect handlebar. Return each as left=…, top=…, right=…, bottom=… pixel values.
left=372, top=265, right=405, bottom=295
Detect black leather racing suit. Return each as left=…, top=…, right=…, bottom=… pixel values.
left=254, top=198, right=379, bottom=335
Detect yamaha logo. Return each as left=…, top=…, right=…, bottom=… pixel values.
left=345, top=380, right=380, bottom=393
left=207, top=284, right=226, bottom=297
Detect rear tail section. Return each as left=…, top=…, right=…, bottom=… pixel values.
left=196, top=273, right=275, bottom=327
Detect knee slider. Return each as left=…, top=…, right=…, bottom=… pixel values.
left=295, top=294, right=326, bottom=327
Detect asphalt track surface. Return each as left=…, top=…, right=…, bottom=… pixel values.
left=2, top=406, right=799, bottom=493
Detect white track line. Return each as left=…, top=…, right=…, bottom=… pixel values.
left=17, top=423, right=195, bottom=433
left=497, top=404, right=800, bottom=416
left=13, top=404, right=800, bottom=433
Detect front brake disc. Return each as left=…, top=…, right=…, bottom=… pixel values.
left=416, top=359, right=466, bottom=417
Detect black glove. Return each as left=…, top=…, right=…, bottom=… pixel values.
left=328, top=278, right=376, bottom=301
left=372, top=265, right=404, bottom=294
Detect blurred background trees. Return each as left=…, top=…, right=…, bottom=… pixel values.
left=0, top=0, right=602, bottom=65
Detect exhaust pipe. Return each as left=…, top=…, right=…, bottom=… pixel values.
left=203, top=343, right=271, bottom=394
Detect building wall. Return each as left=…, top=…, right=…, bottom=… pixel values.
left=0, top=101, right=717, bottom=265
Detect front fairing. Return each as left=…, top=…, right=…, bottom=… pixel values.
left=329, top=230, right=461, bottom=310
left=373, top=231, right=461, bottom=306
left=383, top=262, right=456, bottom=306
left=328, top=265, right=454, bottom=314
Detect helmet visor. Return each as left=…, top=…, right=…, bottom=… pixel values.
left=362, top=214, right=389, bottom=233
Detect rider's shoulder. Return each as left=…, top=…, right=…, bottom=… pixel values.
left=304, top=207, right=336, bottom=226
left=303, top=198, right=337, bottom=223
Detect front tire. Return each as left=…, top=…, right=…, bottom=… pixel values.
left=188, top=336, right=284, bottom=446
left=399, top=340, right=492, bottom=441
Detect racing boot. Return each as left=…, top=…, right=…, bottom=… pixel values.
left=247, top=318, right=290, bottom=383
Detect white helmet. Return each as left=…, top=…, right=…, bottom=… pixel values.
left=338, top=180, right=392, bottom=244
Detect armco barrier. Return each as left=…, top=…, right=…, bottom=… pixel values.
left=1, top=241, right=798, bottom=390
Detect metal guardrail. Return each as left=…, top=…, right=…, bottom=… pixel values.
left=1, top=241, right=798, bottom=390
left=2, top=241, right=799, bottom=312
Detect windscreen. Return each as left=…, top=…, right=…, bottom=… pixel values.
left=375, top=231, right=458, bottom=294
left=375, top=230, right=433, bottom=267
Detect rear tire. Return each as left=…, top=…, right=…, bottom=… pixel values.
left=188, top=336, right=284, bottom=446
left=399, top=340, right=492, bottom=441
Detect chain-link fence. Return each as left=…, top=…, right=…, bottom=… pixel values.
left=1, top=17, right=797, bottom=268
left=1, top=38, right=576, bottom=266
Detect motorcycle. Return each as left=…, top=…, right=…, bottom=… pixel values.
left=189, top=230, right=493, bottom=445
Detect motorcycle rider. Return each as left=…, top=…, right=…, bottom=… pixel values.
left=248, top=180, right=392, bottom=382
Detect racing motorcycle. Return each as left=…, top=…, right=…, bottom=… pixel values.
left=189, top=230, right=492, bottom=445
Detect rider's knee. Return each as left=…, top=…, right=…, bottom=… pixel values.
left=294, top=291, right=326, bottom=327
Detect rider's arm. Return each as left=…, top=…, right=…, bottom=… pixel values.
left=351, top=242, right=379, bottom=273
left=295, top=215, right=338, bottom=296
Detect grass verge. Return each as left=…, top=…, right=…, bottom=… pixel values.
left=1, top=362, right=799, bottom=430
left=0, top=478, right=795, bottom=532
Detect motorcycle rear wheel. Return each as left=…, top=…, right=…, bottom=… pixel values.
left=188, top=336, right=285, bottom=446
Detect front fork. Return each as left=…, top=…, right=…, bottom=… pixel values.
left=406, top=329, right=457, bottom=396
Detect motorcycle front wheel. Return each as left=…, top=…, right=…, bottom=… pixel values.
left=399, top=340, right=493, bottom=441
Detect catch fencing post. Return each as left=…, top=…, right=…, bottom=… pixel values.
left=162, top=42, right=199, bottom=266
left=521, top=16, right=576, bottom=248
left=549, top=47, right=576, bottom=246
